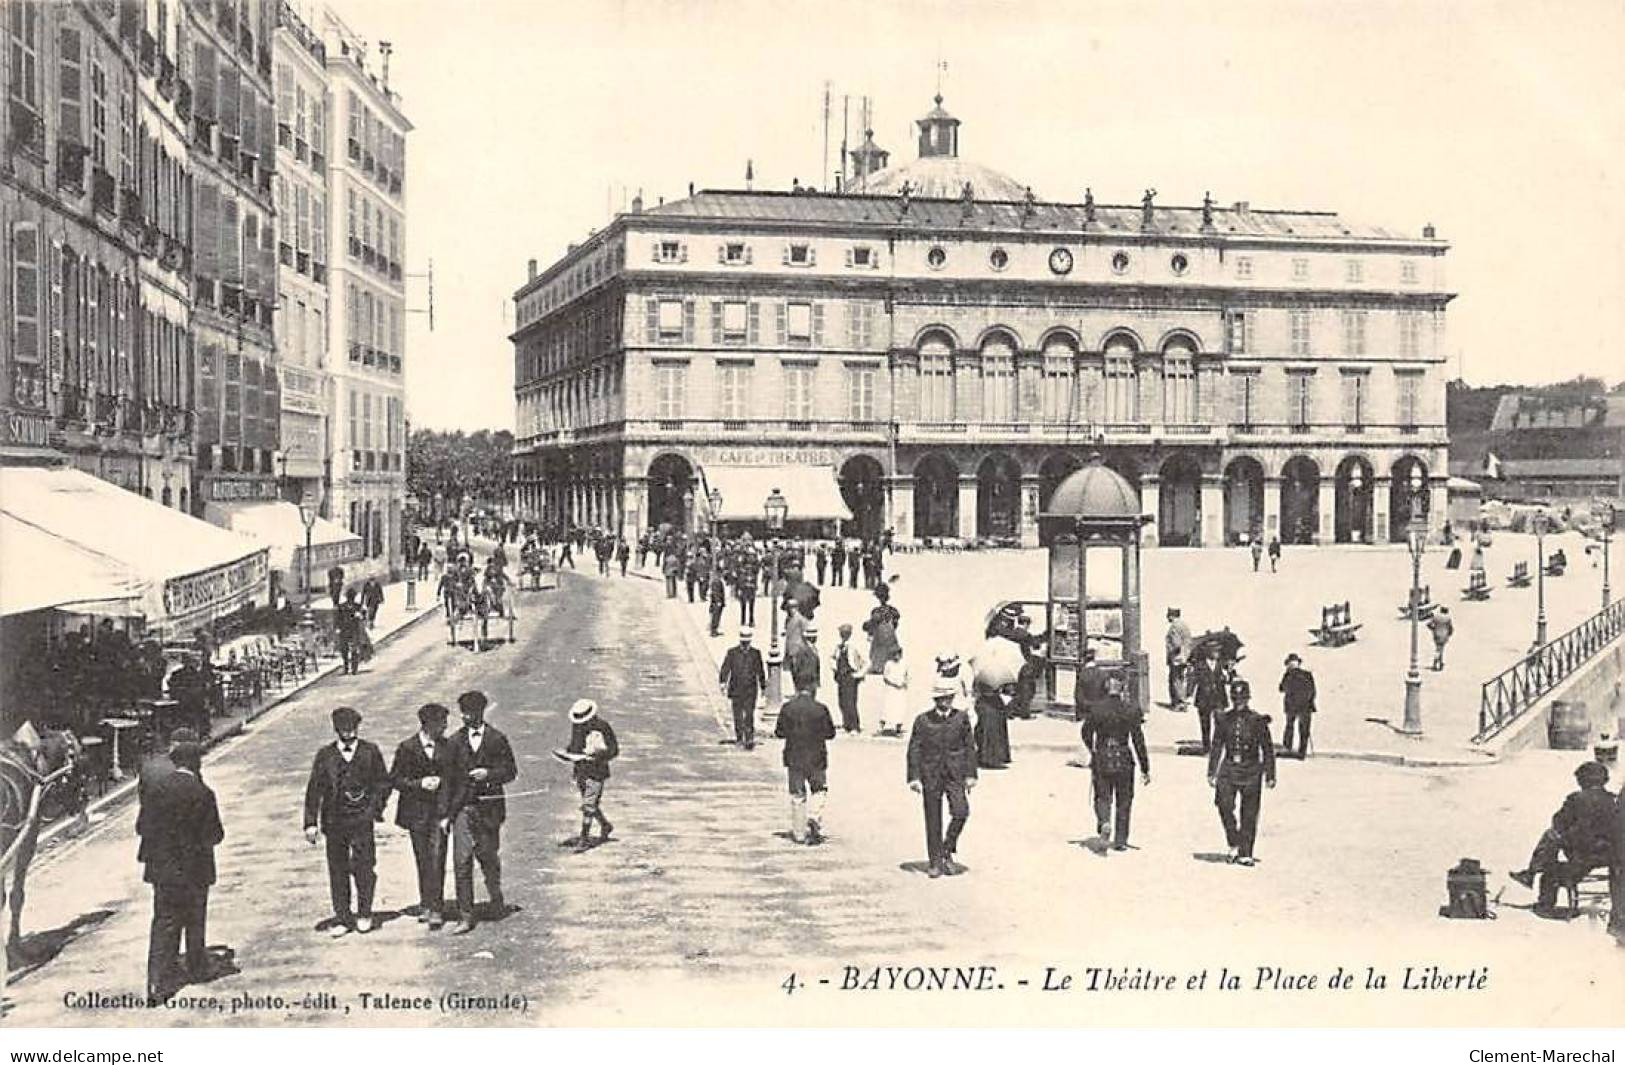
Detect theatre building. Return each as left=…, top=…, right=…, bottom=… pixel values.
left=511, top=95, right=1454, bottom=547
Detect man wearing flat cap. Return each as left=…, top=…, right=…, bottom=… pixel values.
left=390, top=703, right=453, bottom=928
left=719, top=627, right=767, bottom=750
left=445, top=690, right=518, bottom=933
left=303, top=706, right=390, bottom=936
left=907, top=679, right=978, bottom=878
left=1509, top=760, right=1618, bottom=918
left=561, top=699, right=619, bottom=850
left=1277, top=653, right=1316, bottom=760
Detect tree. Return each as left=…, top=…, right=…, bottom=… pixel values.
left=407, top=429, right=513, bottom=518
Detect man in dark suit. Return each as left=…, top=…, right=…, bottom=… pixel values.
left=445, top=690, right=518, bottom=934
left=1277, top=653, right=1317, bottom=759
left=718, top=627, right=767, bottom=750
left=788, top=623, right=822, bottom=698
left=907, top=679, right=979, bottom=879
left=775, top=678, right=836, bottom=844
left=1509, top=761, right=1618, bottom=918
left=390, top=703, right=453, bottom=929
left=1207, top=679, right=1277, bottom=866
left=303, top=706, right=391, bottom=937
left=137, top=739, right=222, bottom=1005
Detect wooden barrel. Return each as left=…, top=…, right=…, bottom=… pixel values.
left=1547, top=700, right=1591, bottom=750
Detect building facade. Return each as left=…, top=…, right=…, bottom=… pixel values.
left=318, top=8, right=408, bottom=575
left=3, top=0, right=194, bottom=503
left=512, top=97, right=1455, bottom=549
left=270, top=0, right=328, bottom=511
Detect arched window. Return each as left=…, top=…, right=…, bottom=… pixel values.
left=1161, top=337, right=1196, bottom=423
left=980, top=332, right=1016, bottom=424
left=1103, top=334, right=1139, bottom=423
left=918, top=332, right=955, bottom=422
left=1041, top=335, right=1077, bottom=424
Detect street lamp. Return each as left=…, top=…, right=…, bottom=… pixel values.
left=708, top=487, right=723, bottom=538
left=1533, top=511, right=1549, bottom=650
left=764, top=488, right=789, bottom=706
left=1348, top=466, right=1365, bottom=544
left=1602, top=502, right=1615, bottom=610
left=1401, top=467, right=1426, bottom=736
left=299, top=499, right=319, bottom=610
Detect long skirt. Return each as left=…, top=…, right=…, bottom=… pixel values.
left=975, top=699, right=1011, bottom=768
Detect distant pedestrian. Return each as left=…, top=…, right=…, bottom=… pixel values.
left=706, top=573, right=728, bottom=637
left=775, top=679, right=836, bottom=844
left=138, top=737, right=222, bottom=1005
left=336, top=589, right=365, bottom=674
left=831, top=540, right=847, bottom=587
left=303, top=707, right=390, bottom=937
left=416, top=543, right=432, bottom=581
left=1427, top=607, right=1454, bottom=670
left=1189, top=645, right=1228, bottom=753
left=847, top=544, right=861, bottom=587
left=560, top=699, right=618, bottom=850
left=907, top=679, right=977, bottom=879
left=1249, top=537, right=1263, bottom=573
left=596, top=537, right=613, bottom=578
left=864, top=583, right=901, bottom=673
left=1267, top=537, right=1282, bottom=573
left=327, top=564, right=345, bottom=608
left=829, top=623, right=868, bottom=733
left=879, top=653, right=910, bottom=737
left=1278, top=653, right=1316, bottom=759
left=814, top=544, right=828, bottom=586
left=362, top=577, right=384, bottom=627
left=788, top=622, right=822, bottom=697
left=558, top=539, right=574, bottom=570
left=1164, top=607, right=1193, bottom=710
left=1207, top=680, right=1277, bottom=866
left=662, top=548, right=681, bottom=597
left=389, top=703, right=453, bottom=929
left=718, top=627, right=766, bottom=749
left=616, top=537, right=630, bottom=577
left=1081, top=673, right=1149, bottom=850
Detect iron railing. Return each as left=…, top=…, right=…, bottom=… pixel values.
left=1475, top=597, right=1625, bottom=742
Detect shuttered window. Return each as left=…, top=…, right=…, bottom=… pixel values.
left=11, top=223, right=41, bottom=364
left=1341, top=370, right=1368, bottom=429
left=59, top=25, right=83, bottom=142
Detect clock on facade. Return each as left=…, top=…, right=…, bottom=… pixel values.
left=1048, top=247, right=1073, bottom=275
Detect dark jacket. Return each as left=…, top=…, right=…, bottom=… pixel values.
left=1552, top=785, right=1618, bottom=866
left=567, top=718, right=619, bottom=782
left=906, top=707, right=978, bottom=786
left=1208, top=707, right=1277, bottom=786
left=719, top=645, right=766, bottom=703
left=775, top=694, right=836, bottom=771
left=1279, top=667, right=1317, bottom=714
left=1190, top=658, right=1229, bottom=713
left=1074, top=664, right=1111, bottom=720
left=137, top=767, right=223, bottom=887
left=444, top=724, right=519, bottom=823
left=390, top=732, right=454, bottom=831
left=1081, top=697, right=1148, bottom=776
left=788, top=643, right=822, bottom=693
left=303, top=739, right=391, bottom=833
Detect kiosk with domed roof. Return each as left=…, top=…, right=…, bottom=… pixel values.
left=1040, top=455, right=1153, bottom=714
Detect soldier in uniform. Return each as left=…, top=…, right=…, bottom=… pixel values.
left=1206, top=679, right=1277, bottom=866
left=735, top=547, right=759, bottom=626
left=1081, top=673, right=1149, bottom=850
left=906, top=679, right=978, bottom=878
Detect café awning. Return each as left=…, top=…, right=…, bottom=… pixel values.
left=0, top=511, right=144, bottom=617
left=699, top=465, right=852, bottom=522
left=0, top=466, right=268, bottom=632
left=205, top=501, right=363, bottom=572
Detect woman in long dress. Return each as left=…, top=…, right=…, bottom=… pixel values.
left=973, top=683, right=1013, bottom=769
left=864, top=583, right=901, bottom=674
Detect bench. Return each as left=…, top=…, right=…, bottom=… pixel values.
left=1309, top=601, right=1362, bottom=647
left=1562, top=870, right=1612, bottom=918
left=1545, top=550, right=1567, bottom=577
left=1462, top=570, right=1492, bottom=601
left=1507, top=561, right=1532, bottom=588
left=1397, top=585, right=1437, bottom=621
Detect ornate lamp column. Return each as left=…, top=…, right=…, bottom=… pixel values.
left=1400, top=467, right=1426, bottom=736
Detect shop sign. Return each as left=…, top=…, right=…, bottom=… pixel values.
left=3, top=408, right=52, bottom=447
left=163, top=551, right=269, bottom=618
left=709, top=447, right=839, bottom=467
left=297, top=538, right=364, bottom=568
left=209, top=478, right=280, bottom=501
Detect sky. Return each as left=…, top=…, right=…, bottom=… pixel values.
left=335, top=0, right=1625, bottom=432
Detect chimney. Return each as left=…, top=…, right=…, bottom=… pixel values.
left=378, top=40, right=392, bottom=90
left=527, top=258, right=537, bottom=281
left=631, top=189, right=644, bottom=214
left=1233, top=201, right=1250, bottom=213
left=1423, top=223, right=1436, bottom=238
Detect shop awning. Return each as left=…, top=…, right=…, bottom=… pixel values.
left=205, top=501, right=364, bottom=572
left=0, top=512, right=144, bottom=617
left=699, top=465, right=852, bottom=522
left=0, top=467, right=268, bottom=632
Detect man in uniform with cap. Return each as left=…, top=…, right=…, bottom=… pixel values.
left=303, top=707, right=391, bottom=936
left=907, top=679, right=978, bottom=878
left=561, top=699, right=619, bottom=850
left=775, top=676, right=837, bottom=844
left=719, top=627, right=767, bottom=749
left=1509, top=761, right=1617, bottom=918
left=390, top=703, right=453, bottom=929
left=1277, top=653, right=1317, bottom=760
left=445, top=690, right=518, bottom=933
left=1206, top=679, right=1277, bottom=866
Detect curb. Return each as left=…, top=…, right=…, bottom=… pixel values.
left=36, top=602, right=443, bottom=854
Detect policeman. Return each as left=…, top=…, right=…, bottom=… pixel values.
left=1206, top=678, right=1276, bottom=866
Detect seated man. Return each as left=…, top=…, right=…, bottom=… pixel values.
left=1511, top=760, right=1616, bottom=917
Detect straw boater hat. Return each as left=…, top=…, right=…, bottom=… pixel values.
left=569, top=699, right=598, bottom=725
left=931, top=678, right=958, bottom=699
left=739, top=626, right=754, bottom=640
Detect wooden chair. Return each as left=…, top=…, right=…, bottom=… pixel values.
left=1309, top=601, right=1362, bottom=647
left=1462, top=570, right=1492, bottom=601
left=1507, top=561, right=1532, bottom=588
left=1398, top=584, right=1437, bottom=620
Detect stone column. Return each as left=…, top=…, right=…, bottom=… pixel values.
left=1019, top=475, right=1042, bottom=548
left=1373, top=477, right=1392, bottom=544
left=1317, top=477, right=1337, bottom=546
left=1430, top=479, right=1449, bottom=542
left=1200, top=475, right=1224, bottom=548
left=1139, top=475, right=1161, bottom=547
left=957, top=475, right=978, bottom=541
left=622, top=478, right=646, bottom=537
left=1263, top=476, right=1283, bottom=540
left=888, top=475, right=914, bottom=541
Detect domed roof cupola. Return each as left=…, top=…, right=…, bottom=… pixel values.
left=1042, top=454, right=1142, bottom=523
left=848, top=129, right=890, bottom=187
left=917, top=94, right=960, bottom=158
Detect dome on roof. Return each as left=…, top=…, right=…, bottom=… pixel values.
left=856, top=156, right=1028, bottom=201
left=1043, top=458, right=1143, bottom=522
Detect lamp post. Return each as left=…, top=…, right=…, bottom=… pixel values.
left=1348, top=466, right=1365, bottom=544
left=1401, top=467, right=1426, bottom=736
left=1533, top=511, right=1549, bottom=650
left=764, top=487, right=788, bottom=707
left=709, top=487, right=723, bottom=539
left=1602, top=502, right=1614, bottom=610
